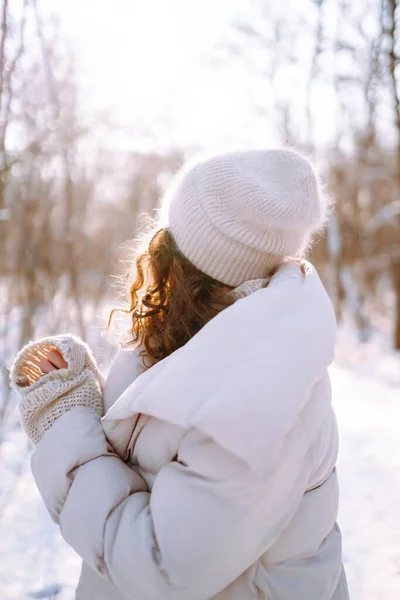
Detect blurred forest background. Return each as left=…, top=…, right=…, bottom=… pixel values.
left=1, top=0, right=400, bottom=431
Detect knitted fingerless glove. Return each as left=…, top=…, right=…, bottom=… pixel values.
left=10, top=334, right=105, bottom=444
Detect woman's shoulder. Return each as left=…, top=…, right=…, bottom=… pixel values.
left=103, top=346, right=145, bottom=413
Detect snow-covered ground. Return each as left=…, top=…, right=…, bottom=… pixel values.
left=0, top=429, right=81, bottom=600
left=0, top=328, right=399, bottom=599
left=334, top=328, right=400, bottom=599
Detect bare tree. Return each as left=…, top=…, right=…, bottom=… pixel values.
left=385, top=0, right=400, bottom=348
left=221, top=0, right=400, bottom=346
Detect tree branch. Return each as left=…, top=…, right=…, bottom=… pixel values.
left=0, top=0, right=8, bottom=104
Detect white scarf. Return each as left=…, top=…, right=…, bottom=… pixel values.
left=103, top=262, right=336, bottom=479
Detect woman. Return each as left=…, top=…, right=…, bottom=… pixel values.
left=11, top=149, right=348, bottom=600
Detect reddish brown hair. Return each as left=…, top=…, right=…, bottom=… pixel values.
left=110, top=229, right=234, bottom=367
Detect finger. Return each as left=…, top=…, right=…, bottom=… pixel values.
left=47, top=350, right=68, bottom=370
left=22, top=363, right=42, bottom=381
left=39, top=359, right=57, bottom=374
left=25, top=350, right=43, bottom=367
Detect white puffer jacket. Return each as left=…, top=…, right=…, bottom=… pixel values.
left=19, top=262, right=348, bottom=599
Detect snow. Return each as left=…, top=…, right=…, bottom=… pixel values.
left=366, top=200, right=400, bottom=233
left=335, top=364, right=400, bottom=599
left=0, top=328, right=399, bottom=599
left=0, top=429, right=80, bottom=600
left=327, top=213, right=342, bottom=259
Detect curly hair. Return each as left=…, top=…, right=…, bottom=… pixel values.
left=110, top=229, right=235, bottom=368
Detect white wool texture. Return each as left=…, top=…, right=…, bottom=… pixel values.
left=10, top=334, right=104, bottom=444
left=164, top=149, right=327, bottom=286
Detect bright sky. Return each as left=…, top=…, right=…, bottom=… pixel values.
left=39, top=0, right=342, bottom=153
left=40, top=0, right=259, bottom=150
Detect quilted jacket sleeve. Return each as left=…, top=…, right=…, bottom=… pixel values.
left=31, top=406, right=312, bottom=600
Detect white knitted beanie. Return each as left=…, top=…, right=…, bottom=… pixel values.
left=163, top=149, right=327, bottom=287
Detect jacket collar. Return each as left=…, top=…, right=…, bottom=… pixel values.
left=103, top=262, right=336, bottom=478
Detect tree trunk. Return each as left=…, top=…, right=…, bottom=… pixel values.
left=392, top=259, right=400, bottom=349
left=387, top=0, right=400, bottom=349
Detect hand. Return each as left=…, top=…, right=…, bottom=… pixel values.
left=40, top=350, right=68, bottom=375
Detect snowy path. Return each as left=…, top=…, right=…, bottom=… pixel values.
left=0, top=430, right=81, bottom=600
left=0, top=353, right=399, bottom=599
left=333, top=362, right=400, bottom=599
